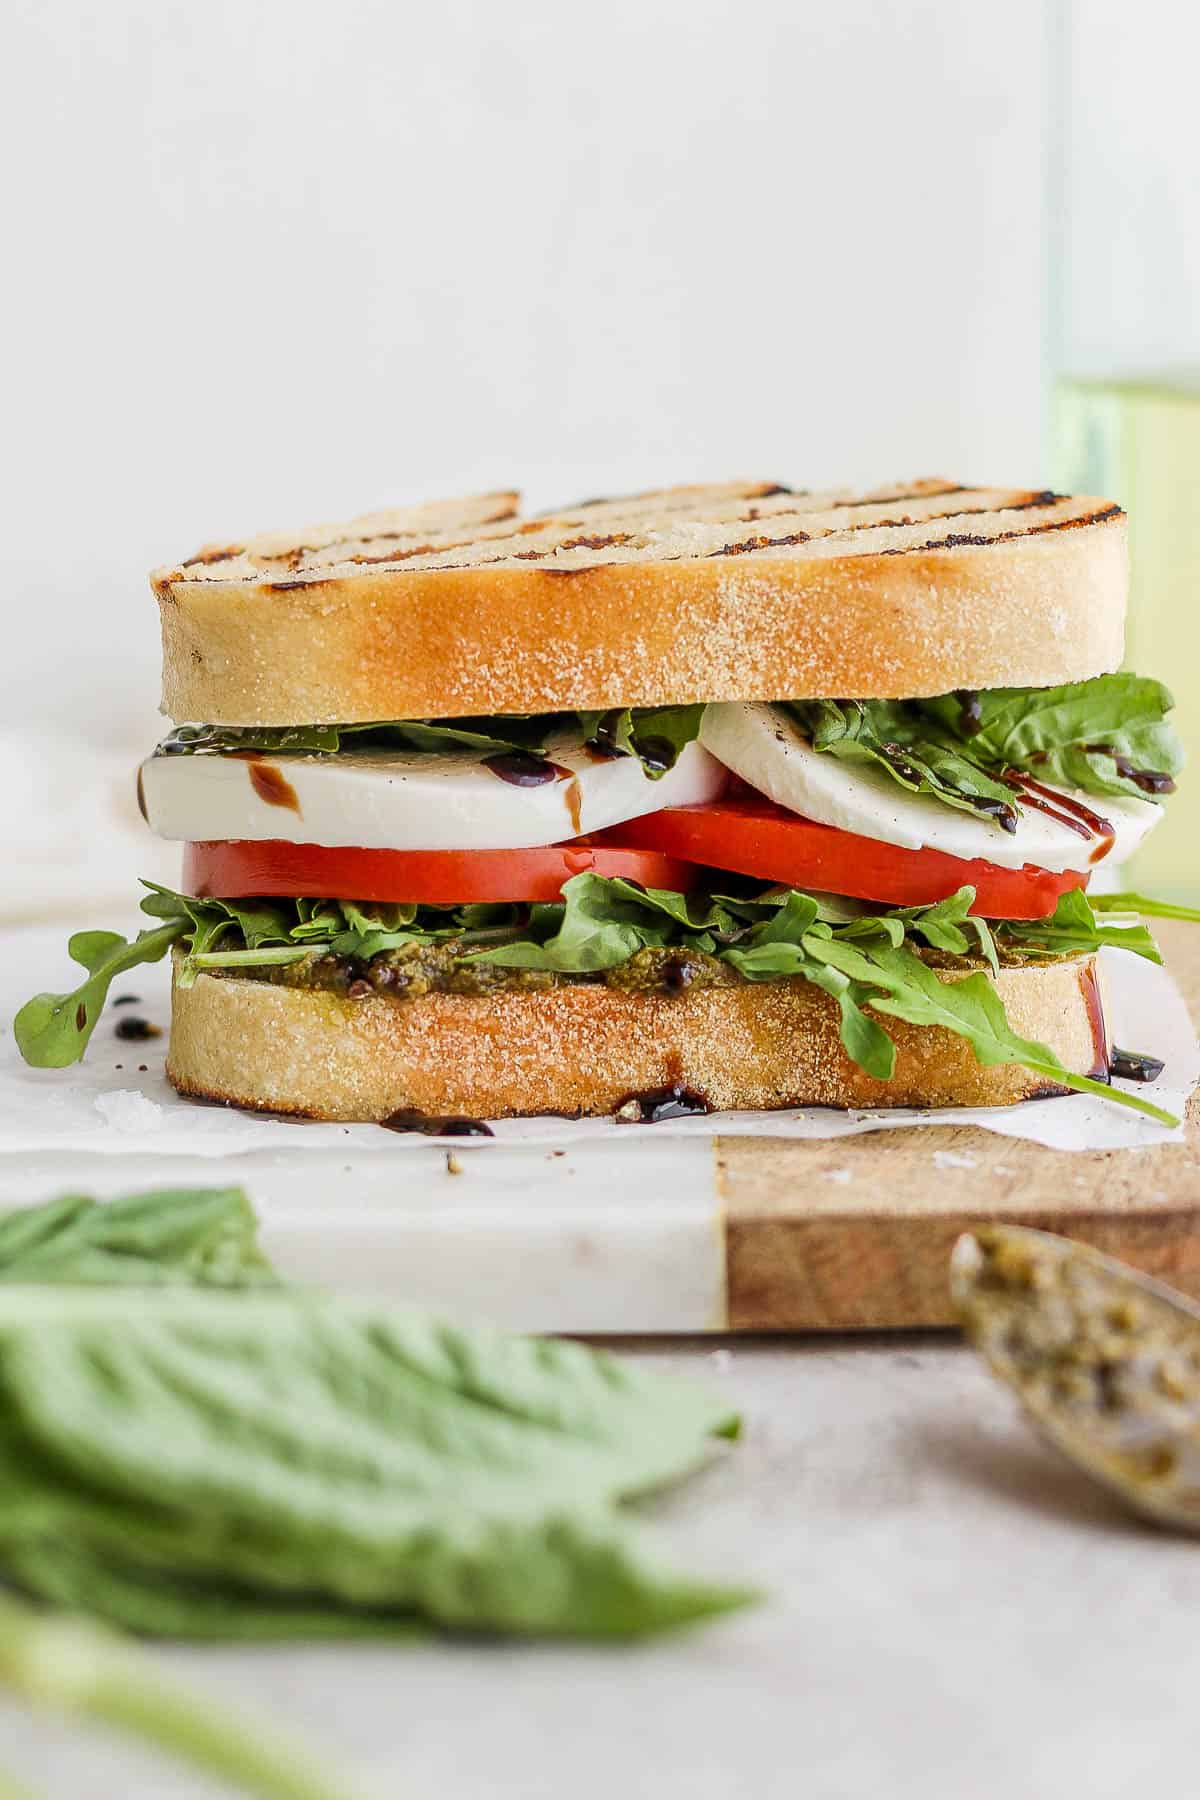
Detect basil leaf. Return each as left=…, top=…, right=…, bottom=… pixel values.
left=12, top=920, right=186, bottom=1069
left=0, top=1592, right=351, bottom=1800
left=380, top=718, right=549, bottom=755
left=0, top=1188, right=277, bottom=1289
left=159, top=721, right=345, bottom=754
left=578, top=708, right=637, bottom=757
left=919, top=675, right=1183, bottom=802
left=0, top=1288, right=749, bottom=1640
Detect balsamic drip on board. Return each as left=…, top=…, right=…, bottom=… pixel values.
left=1109, top=1046, right=1166, bottom=1083
left=380, top=1110, right=495, bottom=1138
left=114, top=1015, right=162, bottom=1042
left=615, top=1083, right=712, bottom=1123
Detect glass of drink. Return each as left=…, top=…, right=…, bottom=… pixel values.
left=1048, top=9, right=1200, bottom=903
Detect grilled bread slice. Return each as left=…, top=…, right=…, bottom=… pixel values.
left=153, top=481, right=1127, bottom=725
left=166, top=951, right=1107, bottom=1121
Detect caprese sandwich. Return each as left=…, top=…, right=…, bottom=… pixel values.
left=14, top=479, right=1196, bottom=1124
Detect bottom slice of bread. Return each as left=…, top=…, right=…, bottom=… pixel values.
left=166, top=953, right=1109, bottom=1121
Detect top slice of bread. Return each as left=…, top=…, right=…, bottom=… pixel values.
left=152, top=480, right=1127, bottom=724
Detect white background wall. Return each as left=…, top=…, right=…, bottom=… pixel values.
left=1054, top=1, right=1200, bottom=380
left=2, top=0, right=1051, bottom=740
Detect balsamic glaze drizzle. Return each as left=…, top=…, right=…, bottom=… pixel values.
left=482, top=751, right=559, bottom=787
left=615, top=1084, right=712, bottom=1123
left=380, top=1111, right=495, bottom=1137
left=1108, top=1047, right=1166, bottom=1083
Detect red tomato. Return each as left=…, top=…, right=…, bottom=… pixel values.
left=182, top=838, right=703, bottom=906
left=607, top=797, right=1087, bottom=919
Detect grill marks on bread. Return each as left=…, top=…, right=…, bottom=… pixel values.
left=171, top=491, right=520, bottom=587
left=879, top=502, right=1125, bottom=557
left=152, top=481, right=1125, bottom=596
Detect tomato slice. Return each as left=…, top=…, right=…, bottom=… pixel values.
left=607, top=797, right=1087, bottom=919
left=182, top=838, right=703, bottom=906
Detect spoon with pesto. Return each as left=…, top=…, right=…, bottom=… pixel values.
left=952, top=1223, right=1200, bottom=1532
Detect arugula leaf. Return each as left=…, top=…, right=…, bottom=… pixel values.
left=0, top=1287, right=749, bottom=1640
left=807, top=964, right=899, bottom=1081
left=1090, top=891, right=1200, bottom=923
left=784, top=700, right=1020, bottom=828
left=889, top=890, right=1001, bottom=975
left=474, top=873, right=682, bottom=971
left=13, top=877, right=1188, bottom=1124
left=158, top=707, right=705, bottom=778
left=827, top=936, right=1173, bottom=1116
left=810, top=935, right=1175, bottom=1125
left=624, top=705, right=706, bottom=777
left=0, top=1188, right=277, bottom=1288
left=919, top=674, right=1183, bottom=802
left=786, top=674, right=1183, bottom=827
left=158, top=716, right=551, bottom=758
left=12, top=920, right=186, bottom=1068
left=599, top=880, right=736, bottom=935
left=720, top=932, right=899, bottom=1081
left=1000, top=889, right=1163, bottom=963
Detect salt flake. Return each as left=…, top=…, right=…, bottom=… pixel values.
left=94, top=1090, right=166, bottom=1135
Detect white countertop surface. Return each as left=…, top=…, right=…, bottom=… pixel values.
left=3, top=1331, right=1194, bottom=1799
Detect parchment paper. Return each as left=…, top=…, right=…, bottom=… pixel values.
left=2, top=919, right=1194, bottom=1158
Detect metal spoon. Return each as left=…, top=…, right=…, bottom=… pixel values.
left=951, top=1224, right=1200, bottom=1531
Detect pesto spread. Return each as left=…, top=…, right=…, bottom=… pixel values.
left=220, top=941, right=740, bottom=999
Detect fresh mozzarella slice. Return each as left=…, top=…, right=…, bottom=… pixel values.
left=700, top=702, right=1162, bottom=875
left=139, top=732, right=725, bottom=851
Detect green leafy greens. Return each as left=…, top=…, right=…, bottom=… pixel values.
left=159, top=704, right=706, bottom=781
left=16, top=878, right=1192, bottom=1124
left=786, top=673, right=1183, bottom=823
left=785, top=699, right=1020, bottom=828
left=12, top=921, right=185, bottom=1067
left=0, top=1186, right=277, bottom=1288
left=0, top=1186, right=742, bottom=1792
left=0, top=1593, right=353, bottom=1800
left=920, top=675, right=1183, bottom=800
left=0, top=1282, right=746, bottom=1640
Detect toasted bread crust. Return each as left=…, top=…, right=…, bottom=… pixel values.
left=165, top=955, right=1107, bottom=1121
left=154, top=484, right=1127, bottom=723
